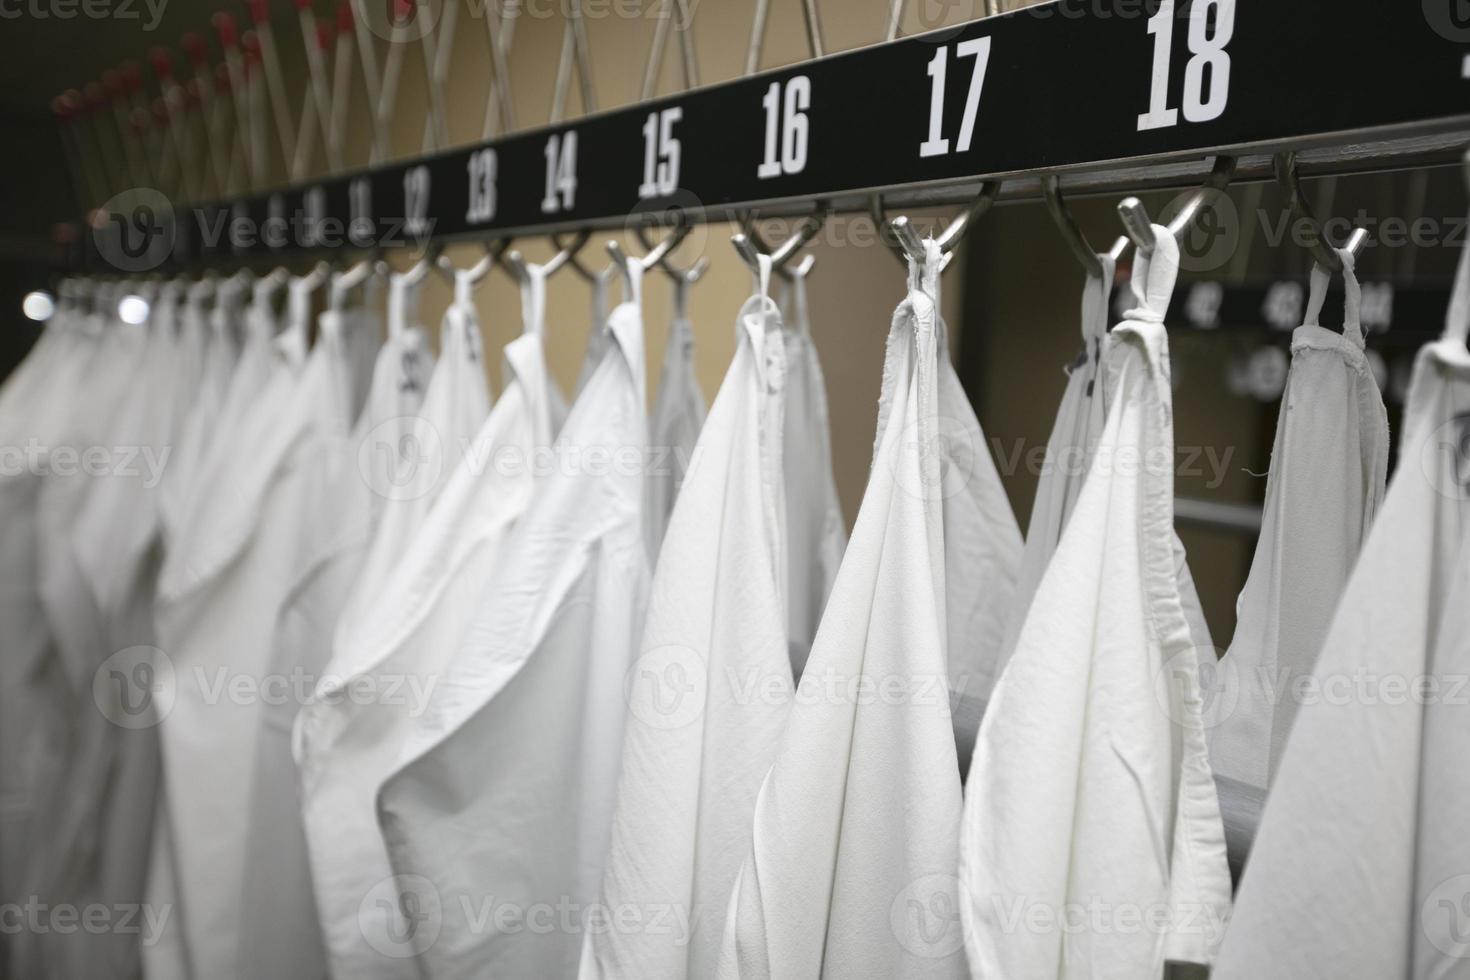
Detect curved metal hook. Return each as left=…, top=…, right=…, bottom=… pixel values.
left=635, top=222, right=709, bottom=283
left=736, top=206, right=827, bottom=275
left=1041, top=174, right=1127, bottom=279
left=1272, top=152, right=1370, bottom=272
left=877, top=182, right=1000, bottom=266
left=1118, top=155, right=1236, bottom=258
left=437, top=240, right=510, bottom=286
left=606, top=211, right=691, bottom=275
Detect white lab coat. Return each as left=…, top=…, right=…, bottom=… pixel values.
left=645, top=278, right=707, bottom=559
left=1211, top=239, right=1470, bottom=980
left=777, top=264, right=848, bottom=678
left=152, top=282, right=377, bottom=980
left=297, top=267, right=561, bottom=980
left=582, top=258, right=845, bottom=980
left=716, top=242, right=1009, bottom=979
left=1209, top=254, right=1389, bottom=851
left=377, top=263, right=653, bottom=979
left=959, top=226, right=1231, bottom=980
left=996, top=257, right=1115, bottom=670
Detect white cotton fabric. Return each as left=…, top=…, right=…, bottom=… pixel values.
left=996, top=257, right=1115, bottom=670
left=1211, top=234, right=1470, bottom=980
left=1210, top=253, right=1389, bottom=808
left=581, top=257, right=845, bottom=980
left=297, top=266, right=562, bottom=980
left=716, top=241, right=1012, bottom=979
left=152, top=281, right=377, bottom=980
left=645, top=278, right=707, bottom=559
left=377, top=263, right=653, bottom=979
left=960, top=225, right=1232, bottom=980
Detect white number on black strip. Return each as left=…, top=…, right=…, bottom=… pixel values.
left=920, top=37, right=993, bottom=158
left=758, top=76, right=810, bottom=179
left=639, top=107, right=683, bottom=198
left=1138, top=0, right=1235, bottom=131
left=466, top=148, right=497, bottom=224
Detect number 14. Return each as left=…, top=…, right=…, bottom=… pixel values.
left=921, top=37, right=993, bottom=158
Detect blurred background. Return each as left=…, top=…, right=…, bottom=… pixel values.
left=1, top=0, right=1465, bottom=643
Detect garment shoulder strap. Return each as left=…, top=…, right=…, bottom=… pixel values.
left=1302, top=248, right=1365, bottom=348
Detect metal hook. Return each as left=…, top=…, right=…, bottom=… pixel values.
left=435, top=240, right=509, bottom=286
left=504, top=229, right=591, bottom=283
left=635, top=223, right=708, bottom=283
left=607, top=214, right=691, bottom=278
left=739, top=207, right=827, bottom=271
left=554, top=229, right=613, bottom=283
left=1271, top=152, right=1371, bottom=272
left=1118, top=155, right=1236, bottom=258
left=1041, top=174, right=1128, bottom=279
left=880, top=181, right=1000, bottom=265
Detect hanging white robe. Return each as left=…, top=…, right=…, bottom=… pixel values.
left=582, top=257, right=845, bottom=980
left=716, top=241, right=1011, bottom=979
left=297, top=267, right=561, bottom=980
left=377, top=263, right=653, bottom=979
left=645, top=278, right=707, bottom=560
left=1211, top=239, right=1470, bottom=980
left=959, top=226, right=1231, bottom=980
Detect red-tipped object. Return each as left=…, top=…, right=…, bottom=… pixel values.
left=294, top=0, right=313, bottom=11
left=316, top=21, right=333, bottom=49
left=52, top=95, right=73, bottom=121
left=213, top=11, right=239, bottom=49
left=121, top=61, right=143, bottom=95
left=152, top=97, right=169, bottom=126
left=149, top=47, right=174, bottom=81
left=214, top=62, right=232, bottom=91
left=248, top=0, right=269, bottom=24
left=184, top=78, right=202, bottom=107
left=336, top=0, right=353, bottom=33
left=102, top=69, right=123, bottom=98
left=183, top=32, right=209, bottom=66
left=242, top=30, right=261, bottom=56
left=391, top=0, right=411, bottom=22
left=131, top=107, right=149, bottom=132
left=64, top=88, right=89, bottom=117
left=84, top=82, right=106, bottom=108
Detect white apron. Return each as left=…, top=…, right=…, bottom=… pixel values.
left=377, top=262, right=652, bottom=979
left=959, top=226, right=1231, bottom=980
left=581, top=257, right=844, bottom=980
left=1211, top=235, right=1470, bottom=980
left=152, top=280, right=375, bottom=980
left=996, top=256, right=1115, bottom=670
left=297, top=265, right=562, bottom=980
left=777, top=262, right=848, bottom=678
left=716, top=242, right=1003, bottom=979
left=1209, top=251, right=1389, bottom=852
left=645, top=276, right=707, bottom=560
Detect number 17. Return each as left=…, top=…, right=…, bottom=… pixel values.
left=921, top=37, right=993, bottom=159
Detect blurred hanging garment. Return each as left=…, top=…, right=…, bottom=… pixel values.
left=716, top=240, right=1015, bottom=980
left=377, top=262, right=653, bottom=979
left=151, top=280, right=377, bottom=980
left=297, top=266, right=563, bottom=980
left=959, top=225, right=1231, bottom=980
left=234, top=282, right=431, bottom=980
left=1208, top=253, right=1389, bottom=850
left=582, top=256, right=845, bottom=980
left=995, top=256, right=1115, bottom=679
left=776, top=262, right=848, bottom=679
left=645, top=277, right=707, bottom=560
left=1211, top=239, right=1470, bottom=980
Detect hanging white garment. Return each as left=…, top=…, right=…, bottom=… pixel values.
left=297, top=266, right=561, bottom=980
left=152, top=279, right=377, bottom=980
left=1210, top=240, right=1470, bottom=980
left=645, top=277, right=707, bottom=559
left=1209, top=254, right=1389, bottom=841
left=582, top=257, right=844, bottom=980
left=377, top=262, right=653, bottom=979
left=959, top=226, right=1231, bottom=980
left=996, top=257, right=1115, bottom=671
left=776, top=263, right=848, bottom=678
left=716, top=241, right=1007, bottom=979
left=575, top=267, right=615, bottom=398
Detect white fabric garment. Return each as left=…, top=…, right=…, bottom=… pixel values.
left=716, top=242, right=1010, bottom=979
left=960, top=226, right=1231, bottom=980
left=996, top=256, right=1115, bottom=672
left=234, top=291, right=408, bottom=980
left=298, top=265, right=561, bottom=980
left=645, top=277, right=707, bottom=559
left=776, top=263, right=848, bottom=678
left=1211, top=237, right=1470, bottom=980
left=377, top=262, right=653, bottom=979
left=582, top=257, right=845, bottom=980
left=575, top=267, right=615, bottom=398
left=1210, top=254, right=1389, bottom=809
left=152, top=278, right=376, bottom=980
